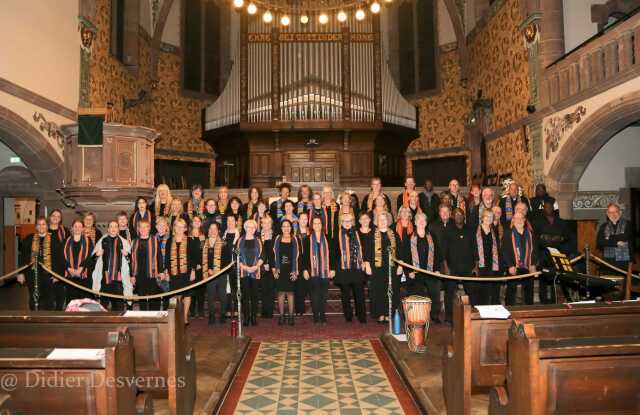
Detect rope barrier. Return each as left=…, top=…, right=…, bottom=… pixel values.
left=0, top=262, right=34, bottom=283
left=392, top=258, right=542, bottom=282
left=590, top=255, right=640, bottom=281
left=38, top=262, right=234, bottom=301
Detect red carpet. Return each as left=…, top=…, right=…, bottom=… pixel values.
left=188, top=314, right=450, bottom=341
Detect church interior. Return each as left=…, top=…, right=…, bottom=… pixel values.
left=1, top=0, right=640, bottom=413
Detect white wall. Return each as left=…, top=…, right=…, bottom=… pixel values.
left=0, top=0, right=80, bottom=111
left=563, top=0, right=608, bottom=52
left=579, top=126, right=640, bottom=191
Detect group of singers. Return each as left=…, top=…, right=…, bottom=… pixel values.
left=17, top=177, right=634, bottom=327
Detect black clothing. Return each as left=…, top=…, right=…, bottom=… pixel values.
left=275, top=241, right=296, bottom=292
left=361, top=193, right=392, bottom=212
left=419, top=191, right=440, bottom=224
left=534, top=215, right=572, bottom=303
left=64, top=237, right=95, bottom=302
left=444, top=224, right=475, bottom=318
left=202, top=211, right=223, bottom=234
left=529, top=194, right=558, bottom=222
left=49, top=226, right=67, bottom=310
left=501, top=227, right=539, bottom=305
left=473, top=227, right=502, bottom=305
left=19, top=234, right=55, bottom=310
left=294, top=234, right=310, bottom=315
left=132, top=237, right=163, bottom=311
left=411, top=233, right=442, bottom=322
left=260, top=237, right=275, bottom=317
left=499, top=195, right=531, bottom=224
left=596, top=219, right=634, bottom=270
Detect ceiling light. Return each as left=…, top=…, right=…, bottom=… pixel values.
left=233, top=0, right=244, bottom=8
left=247, top=3, right=257, bottom=14
left=355, top=9, right=365, bottom=20
left=370, top=1, right=381, bottom=13
left=319, top=13, right=329, bottom=24
left=300, top=14, right=309, bottom=24
left=281, top=15, right=290, bottom=26
left=337, top=10, right=347, bottom=22
left=263, top=10, right=273, bottom=23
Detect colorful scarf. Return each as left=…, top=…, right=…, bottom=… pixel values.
left=64, top=235, right=92, bottom=277
left=187, top=199, right=205, bottom=220
left=309, top=232, right=331, bottom=278
left=451, top=193, right=466, bottom=215
left=84, top=227, right=97, bottom=244
left=103, top=236, right=123, bottom=283
left=323, top=201, right=337, bottom=238
left=131, top=237, right=159, bottom=278
left=218, top=199, right=228, bottom=215
left=511, top=227, right=533, bottom=269
left=245, top=201, right=258, bottom=219
left=311, top=207, right=329, bottom=234
left=297, top=200, right=312, bottom=215
left=395, top=220, right=414, bottom=239
left=401, top=190, right=411, bottom=208
left=170, top=239, right=188, bottom=276
left=504, top=196, right=519, bottom=221
left=410, top=233, right=434, bottom=271
left=202, top=237, right=224, bottom=273
left=338, top=228, right=363, bottom=270
left=31, top=233, right=52, bottom=271
left=238, top=236, right=262, bottom=278
left=603, top=218, right=630, bottom=262
left=477, top=226, right=499, bottom=271
left=374, top=229, right=396, bottom=268
left=274, top=235, right=299, bottom=275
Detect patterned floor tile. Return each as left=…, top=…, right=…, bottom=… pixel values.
left=234, top=339, right=406, bottom=414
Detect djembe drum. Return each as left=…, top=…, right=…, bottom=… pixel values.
left=402, top=296, right=431, bottom=353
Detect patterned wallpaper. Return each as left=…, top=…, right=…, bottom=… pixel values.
left=409, top=48, right=467, bottom=153
left=467, top=0, right=529, bottom=132
left=87, top=0, right=215, bottom=185
left=407, top=0, right=533, bottom=192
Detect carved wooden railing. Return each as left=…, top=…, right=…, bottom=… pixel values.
left=543, top=10, right=640, bottom=108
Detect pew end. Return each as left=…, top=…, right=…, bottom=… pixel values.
left=136, top=393, right=155, bottom=415
left=488, top=386, right=508, bottom=415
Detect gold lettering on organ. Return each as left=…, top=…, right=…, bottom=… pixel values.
left=247, top=32, right=375, bottom=43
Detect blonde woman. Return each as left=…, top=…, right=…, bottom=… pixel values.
left=152, top=184, right=173, bottom=218
left=237, top=219, right=263, bottom=326
left=168, top=217, right=197, bottom=325
left=168, top=198, right=189, bottom=232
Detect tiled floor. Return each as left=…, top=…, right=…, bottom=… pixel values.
left=221, top=339, right=421, bottom=414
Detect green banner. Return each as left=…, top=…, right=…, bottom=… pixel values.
left=78, top=114, right=104, bottom=146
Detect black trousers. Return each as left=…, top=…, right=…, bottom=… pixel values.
left=136, top=275, right=163, bottom=311
left=100, top=281, right=125, bottom=311
left=27, top=271, right=54, bottom=311
left=476, top=269, right=502, bottom=305
left=206, top=274, right=228, bottom=318
left=538, top=278, right=556, bottom=304
left=52, top=281, right=66, bottom=311
left=260, top=271, right=275, bottom=317
left=226, top=269, right=238, bottom=315
left=190, top=270, right=205, bottom=316
left=443, top=280, right=458, bottom=323
left=241, top=277, right=259, bottom=318
left=310, top=277, right=329, bottom=320
left=410, top=276, right=442, bottom=322
left=506, top=268, right=534, bottom=305
left=369, top=270, right=389, bottom=318
left=66, top=276, right=92, bottom=303
left=336, top=270, right=366, bottom=322
left=294, top=277, right=310, bottom=315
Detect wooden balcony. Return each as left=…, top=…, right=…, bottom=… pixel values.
left=543, top=10, right=640, bottom=109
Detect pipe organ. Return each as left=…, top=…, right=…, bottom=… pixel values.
left=204, top=11, right=417, bottom=188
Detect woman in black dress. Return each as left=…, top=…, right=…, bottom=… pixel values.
left=238, top=219, right=263, bottom=326
left=334, top=213, right=367, bottom=323
left=294, top=212, right=310, bottom=316
left=473, top=209, right=502, bottom=305
left=370, top=212, right=402, bottom=323
left=303, top=217, right=335, bottom=324
left=168, top=217, right=197, bottom=324
left=188, top=216, right=206, bottom=318
left=63, top=219, right=95, bottom=302
left=130, top=196, right=153, bottom=239
left=273, top=220, right=299, bottom=325
left=259, top=215, right=275, bottom=319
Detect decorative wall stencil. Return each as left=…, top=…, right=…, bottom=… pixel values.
left=33, top=112, right=64, bottom=149
left=573, top=192, right=622, bottom=210
left=78, top=16, right=97, bottom=107
left=544, top=105, right=587, bottom=160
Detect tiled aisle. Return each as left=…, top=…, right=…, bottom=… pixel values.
left=221, top=339, right=419, bottom=414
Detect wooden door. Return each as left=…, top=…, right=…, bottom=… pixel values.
left=285, top=151, right=337, bottom=185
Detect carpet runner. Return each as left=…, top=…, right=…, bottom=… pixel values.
left=219, top=339, right=420, bottom=414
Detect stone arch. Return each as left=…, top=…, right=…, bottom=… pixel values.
left=0, top=105, right=64, bottom=193
left=546, top=89, right=640, bottom=216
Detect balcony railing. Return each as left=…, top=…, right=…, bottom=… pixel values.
left=543, top=9, right=640, bottom=108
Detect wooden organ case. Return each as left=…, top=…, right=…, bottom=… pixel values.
left=203, top=12, right=418, bottom=188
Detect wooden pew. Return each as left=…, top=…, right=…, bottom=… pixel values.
left=0, top=299, right=195, bottom=415
left=0, top=330, right=153, bottom=415
left=489, top=323, right=640, bottom=415
left=442, top=295, right=640, bottom=415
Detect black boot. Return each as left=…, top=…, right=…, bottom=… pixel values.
left=288, top=314, right=294, bottom=326
left=208, top=313, right=216, bottom=326
left=243, top=313, right=250, bottom=326
left=278, top=314, right=285, bottom=325
left=251, top=313, right=257, bottom=326
left=219, top=315, right=226, bottom=324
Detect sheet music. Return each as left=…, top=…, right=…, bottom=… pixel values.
left=47, top=348, right=105, bottom=360
left=475, top=305, right=511, bottom=319
left=123, top=310, right=168, bottom=317
left=392, top=334, right=407, bottom=342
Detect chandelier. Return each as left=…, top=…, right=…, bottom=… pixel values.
left=230, top=0, right=394, bottom=26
